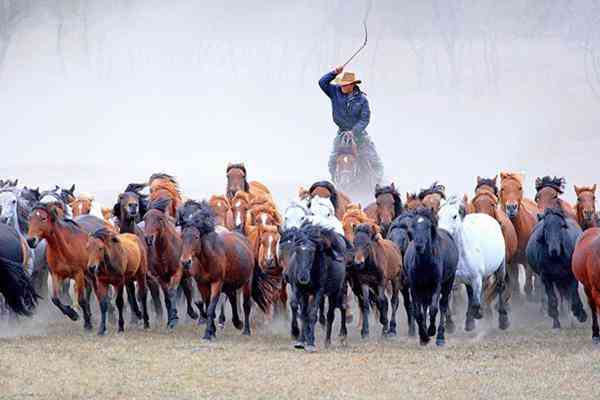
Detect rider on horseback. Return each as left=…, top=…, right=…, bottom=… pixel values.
left=319, top=66, right=384, bottom=185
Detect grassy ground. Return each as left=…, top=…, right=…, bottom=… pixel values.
left=1, top=301, right=599, bottom=400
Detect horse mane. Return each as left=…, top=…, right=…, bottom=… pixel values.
left=575, top=185, right=596, bottom=197
left=179, top=200, right=216, bottom=234
left=148, top=196, right=171, bottom=214
left=341, top=208, right=373, bottom=225
left=124, top=183, right=147, bottom=194
left=541, top=206, right=567, bottom=220
left=375, top=184, right=403, bottom=217
left=299, top=220, right=335, bottom=246
left=226, top=163, right=247, bottom=176
left=389, top=209, right=416, bottom=232
left=209, top=195, right=230, bottom=208
left=91, top=227, right=113, bottom=241
left=418, top=182, right=446, bottom=200
left=535, top=176, right=566, bottom=194
left=232, top=191, right=252, bottom=205
left=309, top=181, right=338, bottom=211
left=500, top=171, right=524, bottom=185
left=475, top=176, right=498, bottom=195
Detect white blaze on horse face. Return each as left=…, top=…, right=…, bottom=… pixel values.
left=266, top=235, right=273, bottom=260
left=344, top=156, right=348, bottom=163
left=261, top=213, right=268, bottom=225
left=417, top=217, right=424, bottom=223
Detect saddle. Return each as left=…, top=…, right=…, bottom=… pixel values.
left=338, top=131, right=358, bottom=157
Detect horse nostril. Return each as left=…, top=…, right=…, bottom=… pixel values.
left=181, top=259, right=192, bottom=270
left=145, top=236, right=154, bottom=246
left=27, top=238, right=38, bottom=248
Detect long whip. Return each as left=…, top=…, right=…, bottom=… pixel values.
left=341, top=0, right=373, bottom=68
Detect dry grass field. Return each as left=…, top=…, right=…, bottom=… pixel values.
left=1, top=301, right=600, bottom=400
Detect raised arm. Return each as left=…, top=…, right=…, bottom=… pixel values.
left=318, top=70, right=338, bottom=98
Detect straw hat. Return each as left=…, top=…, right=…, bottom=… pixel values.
left=331, top=71, right=362, bottom=86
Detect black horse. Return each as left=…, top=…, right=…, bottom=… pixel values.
left=526, top=207, right=587, bottom=328
left=404, top=207, right=458, bottom=346
left=0, top=223, right=39, bottom=316
left=387, top=209, right=417, bottom=255
left=288, top=222, right=348, bottom=352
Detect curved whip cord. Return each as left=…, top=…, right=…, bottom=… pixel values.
left=342, top=0, right=373, bottom=68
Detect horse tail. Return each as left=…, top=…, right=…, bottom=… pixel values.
left=0, top=255, right=40, bottom=316
left=483, top=261, right=511, bottom=306
left=251, top=265, right=282, bottom=313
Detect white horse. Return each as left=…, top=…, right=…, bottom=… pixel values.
left=307, top=196, right=345, bottom=236
left=438, top=196, right=510, bottom=331
left=0, top=189, right=35, bottom=275
left=282, top=199, right=310, bottom=230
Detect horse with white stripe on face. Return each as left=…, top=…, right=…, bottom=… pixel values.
left=437, top=196, right=510, bottom=332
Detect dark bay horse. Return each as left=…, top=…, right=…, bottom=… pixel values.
left=87, top=229, right=149, bottom=335
left=143, top=197, right=197, bottom=329
left=527, top=207, right=587, bottom=329
left=27, top=205, right=109, bottom=330
left=574, top=185, right=599, bottom=231
left=364, top=183, right=403, bottom=236
left=350, top=222, right=412, bottom=337
left=0, top=223, right=39, bottom=316
left=572, top=227, right=600, bottom=343
left=178, top=200, right=279, bottom=340
left=387, top=209, right=417, bottom=256
left=404, top=207, right=458, bottom=346
left=288, top=222, right=348, bottom=352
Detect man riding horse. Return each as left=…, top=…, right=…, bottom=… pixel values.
left=319, top=66, right=384, bottom=188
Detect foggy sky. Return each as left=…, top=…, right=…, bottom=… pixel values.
left=1, top=0, right=599, bottom=206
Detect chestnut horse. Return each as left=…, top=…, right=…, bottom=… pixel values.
left=418, top=182, right=446, bottom=212
left=208, top=195, right=234, bottom=230
left=87, top=228, right=149, bottom=335
left=308, top=181, right=351, bottom=221
left=226, top=163, right=271, bottom=200
left=143, top=197, right=197, bottom=329
left=27, top=205, right=110, bottom=330
left=499, top=172, right=540, bottom=302
left=572, top=227, right=600, bottom=343
left=364, top=183, right=403, bottom=236
left=243, top=197, right=282, bottom=236
left=575, top=185, right=599, bottom=231
left=405, top=193, right=422, bottom=211
left=535, top=176, right=577, bottom=222
left=149, top=173, right=182, bottom=219
left=178, top=200, right=279, bottom=340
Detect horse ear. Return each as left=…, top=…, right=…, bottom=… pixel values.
left=375, top=183, right=381, bottom=192
left=462, top=193, right=469, bottom=204
left=492, top=175, right=498, bottom=184
left=110, top=235, right=120, bottom=243
left=112, top=202, right=121, bottom=220
left=574, top=185, right=581, bottom=196
left=69, top=184, right=75, bottom=194
left=593, top=184, right=597, bottom=193
left=49, top=206, right=59, bottom=222
left=476, top=176, right=482, bottom=184
left=537, top=213, right=543, bottom=222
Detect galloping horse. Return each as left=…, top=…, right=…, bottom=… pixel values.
left=574, top=185, right=598, bottom=231
left=149, top=173, right=182, bottom=219
left=418, top=182, right=446, bottom=212
left=499, top=172, right=540, bottom=302
left=349, top=222, right=409, bottom=338
left=308, top=181, right=351, bottom=221
left=230, top=191, right=252, bottom=232
left=87, top=228, right=150, bottom=335
left=341, top=206, right=374, bottom=243
left=535, top=176, right=577, bottom=221
left=225, top=163, right=271, bottom=200
left=572, top=227, right=600, bottom=343
left=0, top=188, right=35, bottom=275
left=527, top=207, right=587, bottom=329
left=404, top=207, right=458, bottom=346
left=208, top=195, right=234, bottom=230
left=0, top=223, right=39, bottom=316
left=387, top=209, right=417, bottom=256
left=27, top=205, right=109, bottom=330
left=178, top=200, right=279, bottom=340
left=405, top=193, right=422, bottom=211
left=143, top=197, right=197, bottom=329
left=438, top=197, right=510, bottom=332
left=364, top=183, right=403, bottom=236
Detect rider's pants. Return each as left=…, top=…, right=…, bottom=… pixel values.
left=328, top=132, right=384, bottom=185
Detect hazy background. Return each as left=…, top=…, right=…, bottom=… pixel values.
left=1, top=0, right=599, bottom=206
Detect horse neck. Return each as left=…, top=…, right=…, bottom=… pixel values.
left=119, top=216, right=137, bottom=234
left=46, top=222, right=86, bottom=262
left=104, top=243, right=126, bottom=274
left=155, top=223, right=180, bottom=260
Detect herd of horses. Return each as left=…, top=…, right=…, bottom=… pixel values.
left=1, top=169, right=600, bottom=351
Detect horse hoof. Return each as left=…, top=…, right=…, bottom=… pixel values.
left=339, top=336, right=347, bottom=346
left=218, top=322, right=225, bottom=330
left=233, top=319, right=243, bottom=330
left=499, top=315, right=510, bottom=331
left=97, top=329, right=107, bottom=337
left=387, top=330, right=397, bottom=338
left=427, top=326, right=437, bottom=337
left=593, top=336, right=600, bottom=345
left=118, top=327, right=124, bottom=333
left=465, top=319, right=476, bottom=332
left=436, top=338, right=446, bottom=347
left=472, top=308, right=483, bottom=320
left=552, top=321, right=561, bottom=330
left=144, top=322, right=150, bottom=330
left=577, top=311, right=588, bottom=324
left=167, top=319, right=178, bottom=329
left=84, top=322, right=93, bottom=331
left=319, top=316, right=326, bottom=327
left=197, top=317, right=207, bottom=326
left=304, top=345, right=317, bottom=353
left=66, top=309, right=79, bottom=321
left=242, top=329, right=251, bottom=336
left=361, top=331, right=369, bottom=339
left=189, top=310, right=199, bottom=320
left=202, top=334, right=213, bottom=342
left=419, top=337, right=430, bottom=346
left=294, top=341, right=305, bottom=350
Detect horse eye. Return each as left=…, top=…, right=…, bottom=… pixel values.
left=453, top=215, right=457, bottom=220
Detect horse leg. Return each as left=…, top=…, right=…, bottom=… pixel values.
left=345, top=285, right=354, bottom=323
left=181, top=278, right=199, bottom=321
left=436, top=278, right=453, bottom=347
left=218, top=293, right=227, bottom=329
left=242, top=282, right=253, bottom=336
left=376, top=284, right=389, bottom=336
left=400, top=285, right=415, bottom=337
left=318, top=297, right=326, bottom=327
left=325, top=295, right=335, bottom=348
left=75, top=272, right=93, bottom=331
left=305, top=291, right=323, bottom=352
left=542, top=277, right=560, bottom=329
left=203, top=282, right=222, bottom=341
left=166, top=272, right=182, bottom=329
left=50, top=273, right=79, bottom=321
left=116, top=285, right=125, bottom=332
left=587, top=288, right=600, bottom=344
left=338, top=286, right=348, bottom=344
left=495, top=266, right=510, bottom=330
left=507, top=262, right=522, bottom=304
left=96, top=281, right=109, bottom=336
left=296, top=294, right=308, bottom=349
left=414, top=300, right=429, bottom=346
left=388, top=281, right=400, bottom=337
left=524, top=264, right=535, bottom=302
left=428, top=295, right=439, bottom=338
left=147, top=276, right=163, bottom=322
left=137, top=274, right=150, bottom=329
left=359, top=284, right=370, bottom=339
left=226, top=290, right=243, bottom=330
left=290, top=289, right=300, bottom=340
left=60, top=279, right=72, bottom=306
left=126, top=281, right=142, bottom=324
left=569, top=280, right=587, bottom=323
left=465, top=284, right=476, bottom=332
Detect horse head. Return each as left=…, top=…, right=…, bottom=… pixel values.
left=535, top=176, right=566, bottom=214
left=500, top=172, right=525, bottom=219
left=418, top=182, right=446, bottom=212
left=537, top=207, right=569, bottom=259
left=226, top=163, right=249, bottom=198
left=412, top=207, right=438, bottom=255
left=575, top=184, right=597, bottom=227
left=0, top=190, right=18, bottom=226
left=387, top=210, right=417, bottom=255
left=27, top=203, right=62, bottom=248
left=177, top=200, right=216, bottom=271
left=374, top=183, right=402, bottom=232
left=143, top=197, right=174, bottom=247
left=471, top=190, right=499, bottom=219
left=341, top=207, right=373, bottom=243
left=209, top=195, right=233, bottom=228
left=438, top=196, right=467, bottom=236
left=475, top=176, right=499, bottom=196
left=405, top=192, right=422, bottom=211
left=257, top=224, right=280, bottom=270
left=352, top=222, right=381, bottom=265
left=230, top=191, right=251, bottom=231
left=283, top=200, right=310, bottom=231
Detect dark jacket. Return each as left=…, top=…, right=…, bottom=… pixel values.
left=319, top=70, right=370, bottom=136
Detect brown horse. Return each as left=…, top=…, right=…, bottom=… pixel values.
left=405, top=193, right=422, bottom=210
left=225, top=163, right=271, bottom=200
left=230, top=191, right=252, bottom=232
left=208, top=195, right=234, bottom=230
left=350, top=222, right=411, bottom=337
left=149, top=173, right=182, bottom=219
left=499, top=172, right=540, bottom=302
left=87, top=229, right=149, bottom=335
left=572, top=227, right=600, bottom=344
left=364, top=183, right=403, bottom=236
left=178, top=200, right=279, bottom=340
left=143, top=197, right=197, bottom=329
left=342, top=207, right=375, bottom=243
left=245, top=202, right=282, bottom=236
left=308, top=181, right=351, bottom=221
left=418, top=182, right=446, bottom=212
left=535, top=176, right=577, bottom=221
left=575, top=185, right=598, bottom=231
left=27, top=205, right=109, bottom=330
left=70, top=197, right=92, bottom=217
